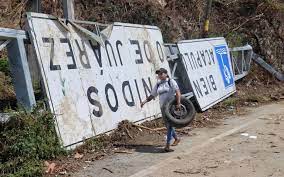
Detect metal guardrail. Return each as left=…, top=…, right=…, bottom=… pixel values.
left=230, top=45, right=253, bottom=81
left=252, top=53, right=284, bottom=81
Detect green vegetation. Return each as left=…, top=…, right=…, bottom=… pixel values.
left=0, top=103, right=66, bottom=177
left=0, top=71, right=14, bottom=101
left=244, top=94, right=265, bottom=103
left=221, top=97, right=239, bottom=107
left=0, top=58, right=10, bottom=76
left=265, top=0, right=284, bottom=11
left=220, top=93, right=267, bottom=108
left=226, top=32, right=246, bottom=48
left=0, top=57, right=14, bottom=103
left=82, top=137, right=104, bottom=151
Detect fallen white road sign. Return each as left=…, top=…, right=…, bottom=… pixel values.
left=27, top=13, right=170, bottom=147
left=177, top=38, right=236, bottom=111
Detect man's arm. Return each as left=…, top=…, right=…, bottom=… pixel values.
left=171, top=79, right=181, bottom=108
left=141, top=83, right=158, bottom=108
left=141, top=95, right=155, bottom=108
left=176, top=90, right=181, bottom=108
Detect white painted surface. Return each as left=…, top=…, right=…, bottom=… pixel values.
left=177, top=38, right=236, bottom=111
left=28, top=13, right=169, bottom=147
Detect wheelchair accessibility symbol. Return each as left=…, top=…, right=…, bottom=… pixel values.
left=214, top=45, right=234, bottom=88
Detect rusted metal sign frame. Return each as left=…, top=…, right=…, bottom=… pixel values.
left=0, top=28, right=36, bottom=110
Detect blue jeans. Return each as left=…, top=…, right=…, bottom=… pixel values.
left=166, top=122, right=177, bottom=145
left=161, top=110, right=177, bottom=145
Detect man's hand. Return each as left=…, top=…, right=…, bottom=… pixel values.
left=176, top=103, right=181, bottom=111
left=141, top=100, right=147, bottom=108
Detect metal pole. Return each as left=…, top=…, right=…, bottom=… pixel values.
left=252, top=53, right=284, bottom=81
left=63, top=0, right=75, bottom=21
left=7, top=38, right=36, bottom=110
left=31, top=0, right=41, bottom=12
left=202, top=0, right=212, bottom=38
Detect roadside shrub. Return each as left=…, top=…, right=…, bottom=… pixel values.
left=0, top=103, right=65, bottom=177
left=0, top=58, right=10, bottom=76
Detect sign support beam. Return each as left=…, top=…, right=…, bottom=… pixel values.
left=202, top=0, right=213, bottom=38
left=0, top=28, right=36, bottom=110
left=7, top=37, right=36, bottom=110
left=32, top=0, right=41, bottom=12
left=63, top=0, right=75, bottom=21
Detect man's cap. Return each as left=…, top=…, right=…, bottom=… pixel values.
left=155, top=68, right=168, bottom=74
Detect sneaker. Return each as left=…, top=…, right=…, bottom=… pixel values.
left=172, top=138, right=180, bottom=146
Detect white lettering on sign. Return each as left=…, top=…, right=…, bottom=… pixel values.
left=177, top=38, right=236, bottom=111
left=28, top=13, right=169, bottom=147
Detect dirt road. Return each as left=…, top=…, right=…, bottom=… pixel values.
left=73, top=101, right=284, bottom=177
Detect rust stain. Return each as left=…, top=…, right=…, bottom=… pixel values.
left=58, top=95, right=91, bottom=145
left=59, top=96, right=77, bottom=131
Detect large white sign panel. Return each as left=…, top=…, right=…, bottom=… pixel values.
left=27, top=13, right=169, bottom=147
left=177, top=38, right=236, bottom=111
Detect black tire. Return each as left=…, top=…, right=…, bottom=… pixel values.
left=162, top=97, right=196, bottom=128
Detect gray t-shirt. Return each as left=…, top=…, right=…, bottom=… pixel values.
left=151, top=78, right=180, bottom=107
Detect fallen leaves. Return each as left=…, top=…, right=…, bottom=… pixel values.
left=59, top=170, right=67, bottom=175
left=74, top=152, right=84, bottom=159
left=44, top=161, right=56, bottom=174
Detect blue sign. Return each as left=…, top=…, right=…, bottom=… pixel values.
left=214, top=45, right=234, bottom=88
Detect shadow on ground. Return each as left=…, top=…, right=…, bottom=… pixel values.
left=114, top=144, right=169, bottom=153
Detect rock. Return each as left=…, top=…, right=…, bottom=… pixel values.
left=224, top=160, right=231, bottom=164
left=249, top=135, right=257, bottom=139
